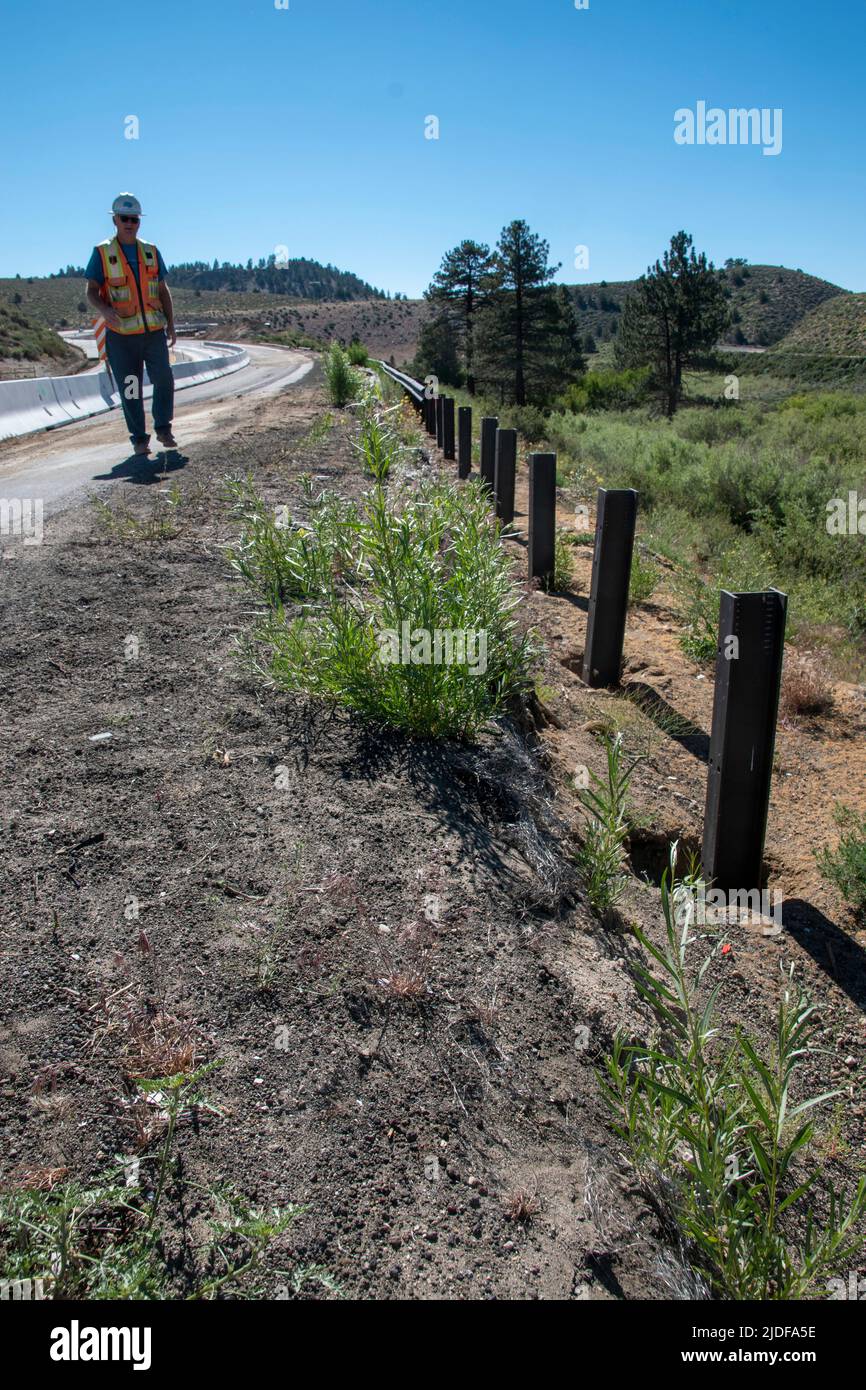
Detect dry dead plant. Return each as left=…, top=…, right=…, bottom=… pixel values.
left=505, top=1181, right=540, bottom=1224
left=780, top=653, right=834, bottom=718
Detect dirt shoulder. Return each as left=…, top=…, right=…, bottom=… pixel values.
left=3, top=372, right=864, bottom=1300
left=1, top=371, right=670, bottom=1300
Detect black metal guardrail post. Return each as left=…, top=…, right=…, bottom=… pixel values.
left=435, top=395, right=445, bottom=448
left=582, top=488, right=638, bottom=688
left=458, top=406, right=472, bottom=479
left=425, top=395, right=436, bottom=434
left=480, top=417, right=498, bottom=491
left=442, top=397, right=456, bottom=461
left=494, top=428, right=517, bottom=525
left=702, top=589, right=787, bottom=892
left=528, top=452, right=556, bottom=581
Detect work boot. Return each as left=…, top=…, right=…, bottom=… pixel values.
left=133, top=437, right=151, bottom=456
left=155, top=428, right=178, bottom=448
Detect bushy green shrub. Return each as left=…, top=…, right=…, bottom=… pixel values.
left=577, top=735, right=637, bottom=915
left=629, top=546, right=660, bottom=605
left=817, top=805, right=866, bottom=917
left=558, top=366, right=651, bottom=414
left=547, top=388, right=866, bottom=662
left=353, top=405, right=398, bottom=478
left=324, top=342, right=358, bottom=407
left=673, top=568, right=719, bottom=665
left=675, top=407, right=749, bottom=445
left=506, top=404, right=549, bottom=443
left=225, top=474, right=358, bottom=607
left=543, top=529, right=575, bottom=593
left=603, top=845, right=866, bottom=1300
left=231, top=446, right=536, bottom=739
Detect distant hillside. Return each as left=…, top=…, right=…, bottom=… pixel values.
left=0, top=301, right=84, bottom=379
left=0, top=277, right=95, bottom=332
left=205, top=295, right=427, bottom=365
left=1, top=255, right=403, bottom=343
left=51, top=254, right=389, bottom=301
left=2, top=257, right=852, bottom=373
left=567, top=263, right=847, bottom=350
left=0, top=276, right=427, bottom=365
left=742, top=292, right=866, bottom=388
left=773, top=292, right=866, bottom=355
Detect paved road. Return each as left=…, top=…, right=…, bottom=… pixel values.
left=59, top=333, right=230, bottom=370
left=0, top=343, right=314, bottom=516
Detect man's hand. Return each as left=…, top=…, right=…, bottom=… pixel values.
left=158, top=281, right=175, bottom=348
left=86, top=280, right=120, bottom=329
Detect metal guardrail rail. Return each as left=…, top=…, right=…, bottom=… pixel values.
left=375, top=360, right=425, bottom=405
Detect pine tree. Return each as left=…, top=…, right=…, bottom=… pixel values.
left=473, top=221, right=583, bottom=406
left=413, top=310, right=463, bottom=388
left=615, top=231, right=729, bottom=417
left=552, top=284, right=586, bottom=386
left=425, top=240, right=494, bottom=395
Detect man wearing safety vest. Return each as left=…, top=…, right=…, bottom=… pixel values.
left=85, top=193, right=178, bottom=456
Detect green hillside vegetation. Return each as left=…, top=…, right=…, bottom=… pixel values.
left=0, top=276, right=96, bottom=330
left=422, top=227, right=866, bottom=671
left=552, top=388, right=866, bottom=630
left=0, top=300, right=80, bottom=365
left=738, top=294, right=866, bottom=388
left=50, top=253, right=388, bottom=300
left=142, top=255, right=382, bottom=299
left=569, top=263, right=846, bottom=350
left=774, top=292, right=866, bottom=354
left=0, top=274, right=427, bottom=366
left=0, top=275, right=405, bottom=338
left=415, top=229, right=866, bottom=658
left=0, top=277, right=358, bottom=330
left=2, top=255, right=856, bottom=390
left=0, top=254, right=392, bottom=337
left=439, top=373, right=866, bottom=677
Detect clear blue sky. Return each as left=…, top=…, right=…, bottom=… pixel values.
left=1, top=0, right=863, bottom=295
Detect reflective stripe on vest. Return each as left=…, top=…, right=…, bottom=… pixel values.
left=97, top=237, right=167, bottom=334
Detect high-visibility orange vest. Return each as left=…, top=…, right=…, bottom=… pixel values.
left=97, top=237, right=167, bottom=334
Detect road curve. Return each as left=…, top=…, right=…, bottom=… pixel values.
left=59, top=335, right=232, bottom=373
left=0, top=343, right=314, bottom=517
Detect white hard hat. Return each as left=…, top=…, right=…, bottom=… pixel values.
left=111, top=192, right=142, bottom=217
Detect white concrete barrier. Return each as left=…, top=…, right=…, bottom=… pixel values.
left=0, top=375, right=72, bottom=437
left=0, top=341, right=249, bottom=442
left=51, top=371, right=117, bottom=422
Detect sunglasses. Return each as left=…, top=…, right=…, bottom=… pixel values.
left=118, top=215, right=140, bottom=224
